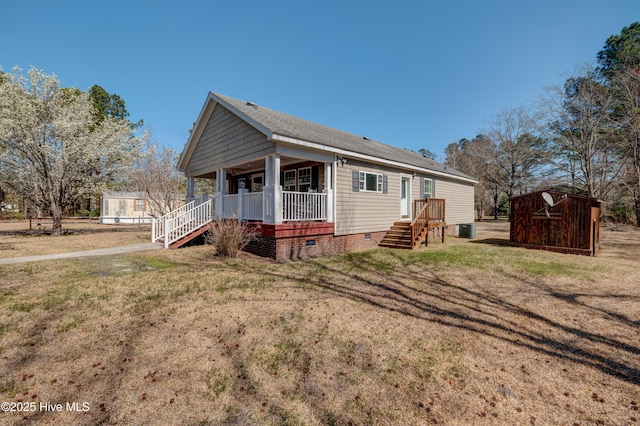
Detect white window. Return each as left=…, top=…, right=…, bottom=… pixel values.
left=359, top=171, right=383, bottom=192
left=134, top=199, right=145, bottom=211
left=423, top=178, right=433, bottom=199
left=251, top=174, right=263, bottom=192
left=298, top=167, right=311, bottom=192
left=283, top=170, right=296, bottom=191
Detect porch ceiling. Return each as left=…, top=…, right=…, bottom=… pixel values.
left=192, top=154, right=322, bottom=179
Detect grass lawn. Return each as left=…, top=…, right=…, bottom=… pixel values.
left=0, top=221, right=638, bottom=425
left=0, top=220, right=151, bottom=259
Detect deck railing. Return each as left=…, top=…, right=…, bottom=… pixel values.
left=410, top=198, right=446, bottom=247
left=413, top=198, right=446, bottom=222
left=282, top=191, right=326, bottom=221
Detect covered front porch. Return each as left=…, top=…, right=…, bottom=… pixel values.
left=187, top=153, right=335, bottom=224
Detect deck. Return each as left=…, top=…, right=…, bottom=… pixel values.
left=379, top=198, right=447, bottom=249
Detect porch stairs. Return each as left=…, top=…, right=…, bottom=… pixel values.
left=379, top=198, right=447, bottom=250
left=151, top=198, right=214, bottom=249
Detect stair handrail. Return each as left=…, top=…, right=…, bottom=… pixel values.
left=410, top=198, right=447, bottom=248
left=151, top=199, right=197, bottom=243
left=410, top=199, right=431, bottom=248
left=163, top=198, right=213, bottom=248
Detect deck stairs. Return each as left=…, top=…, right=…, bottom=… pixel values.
left=379, top=222, right=424, bottom=249
left=151, top=198, right=214, bottom=248
left=379, top=198, right=446, bottom=250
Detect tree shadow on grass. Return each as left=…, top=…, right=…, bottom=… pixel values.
left=469, top=238, right=511, bottom=247
left=250, top=250, right=640, bottom=386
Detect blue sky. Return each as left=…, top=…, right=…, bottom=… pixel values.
left=2, top=0, right=638, bottom=161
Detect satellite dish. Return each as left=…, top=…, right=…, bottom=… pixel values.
left=541, top=192, right=554, bottom=207
left=534, top=192, right=568, bottom=218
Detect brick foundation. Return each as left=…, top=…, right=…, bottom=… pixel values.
left=244, top=222, right=459, bottom=262
left=244, top=222, right=387, bottom=261
left=508, top=242, right=594, bottom=256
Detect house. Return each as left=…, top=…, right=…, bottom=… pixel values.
left=509, top=189, right=602, bottom=256
left=100, top=191, right=183, bottom=224
left=162, top=92, right=476, bottom=259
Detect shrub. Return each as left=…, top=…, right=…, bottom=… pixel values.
left=604, top=201, right=634, bottom=224
left=204, top=219, right=261, bottom=258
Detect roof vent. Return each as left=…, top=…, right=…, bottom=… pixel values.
left=246, top=101, right=258, bottom=107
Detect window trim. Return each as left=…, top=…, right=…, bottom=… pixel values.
left=359, top=171, right=383, bottom=193
left=423, top=177, right=433, bottom=199
left=134, top=199, right=145, bottom=212
left=283, top=169, right=296, bottom=191
left=251, top=173, right=264, bottom=192
left=298, top=166, right=312, bottom=192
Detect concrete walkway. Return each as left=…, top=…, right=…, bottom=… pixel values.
left=0, top=243, right=162, bottom=265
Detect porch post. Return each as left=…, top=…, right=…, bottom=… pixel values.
left=265, top=155, right=273, bottom=187
left=186, top=177, right=195, bottom=203
left=237, top=188, right=246, bottom=221
left=214, top=168, right=226, bottom=219
left=324, top=162, right=334, bottom=222
left=273, top=154, right=282, bottom=224
left=262, top=154, right=282, bottom=224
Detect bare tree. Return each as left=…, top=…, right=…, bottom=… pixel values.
left=610, top=67, right=640, bottom=224
left=488, top=106, right=549, bottom=200
left=445, top=135, right=499, bottom=220
left=129, top=138, right=185, bottom=217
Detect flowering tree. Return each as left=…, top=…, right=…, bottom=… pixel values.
left=0, top=67, right=139, bottom=235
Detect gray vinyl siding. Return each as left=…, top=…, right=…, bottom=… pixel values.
left=184, top=104, right=275, bottom=177
left=335, top=160, right=402, bottom=235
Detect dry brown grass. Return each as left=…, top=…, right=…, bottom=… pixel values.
left=0, top=220, right=151, bottom=258
left=0, top=221, right=638, bottom=425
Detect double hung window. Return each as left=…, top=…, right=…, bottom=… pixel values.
left=423, top=178, right=433, bottom=199
left=359, top=171, right=383, bottom=192
left=298, top=167, right=311, bottom=192
left=283, top=170, right=296, bottom=191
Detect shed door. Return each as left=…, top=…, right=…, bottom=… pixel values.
left=591, top=206, right=600, bottom=255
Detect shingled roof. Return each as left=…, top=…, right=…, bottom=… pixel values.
left=183, top=92, right=476, bottom=183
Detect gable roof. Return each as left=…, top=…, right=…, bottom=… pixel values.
left=179, top=92, right=477, bottom=184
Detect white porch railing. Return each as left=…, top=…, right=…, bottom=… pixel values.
left=223, top=194, right=238, bottom=218
left=220, top=191, right=263, bottom=220
left=151, top=199, right=196, bottom=243
left=152, top=190, right=328, bottom=249
left=152, top=198, right=213, bottom=248
left=243, top=192, right=263, bottom=220
left=282, top=191, right=326, bottom=221
left=217, top=190, right=326, bottom=221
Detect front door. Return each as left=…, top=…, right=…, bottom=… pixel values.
left=401, top=176, right=410, bottom=218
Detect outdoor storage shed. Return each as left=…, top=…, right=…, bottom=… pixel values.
left=509, top=190, right=602, bottom=256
